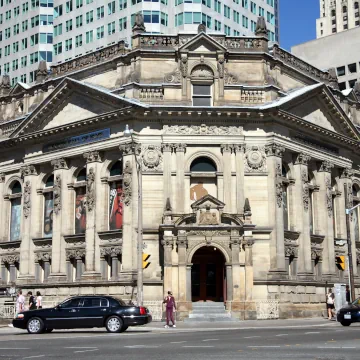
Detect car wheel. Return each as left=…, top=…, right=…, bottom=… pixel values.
left=45, top=328, right=53, bottom=333
left=341, top=321, right=351, bottom=326
left=119, top=326, right=128, bottom=333
left=27, top=317, right=44, bottom=334
left=106, top=316, right=124, bottom=333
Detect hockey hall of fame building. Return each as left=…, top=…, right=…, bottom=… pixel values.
left=1, top=16, right=360, bottom=320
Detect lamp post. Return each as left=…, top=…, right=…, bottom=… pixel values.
left=344, top=184, right=360, bottom=303
left=124, top=124, right=143, bottom=306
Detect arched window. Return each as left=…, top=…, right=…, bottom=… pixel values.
left=282, top=165, right=289, bottom=230
left=343, top=5, right=347, bottom=13
left=331, top=9, right=336, bottom=16
left=108, top=161, right=123, bottom=231
left=189, top=156, right=217, bottom=203
left=43, top=174, right=54, bottom=238
left=191, top=65, right=214, bottom=106
left=353, top=185, right=360, bottom=243
left=10, top=181, right=22, bottom=241
left=75, top=169, right=87, bottom=234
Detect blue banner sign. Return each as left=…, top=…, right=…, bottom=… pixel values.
left=44, top=128, right=110, bottom=152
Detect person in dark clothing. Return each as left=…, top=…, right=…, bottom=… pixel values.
left=346, top=285, right=351, bottom=304
left=27, top=291, right=37, bottom=310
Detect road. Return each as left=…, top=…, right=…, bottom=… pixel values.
left=0, top=319, right=359, bottom=360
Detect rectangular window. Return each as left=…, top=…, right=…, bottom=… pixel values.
left=66, top=0, right=73, bottom=12
left=215, top=19, right=221, bottom=31
left=109, top=183, right=123, bottom=230
left=12, top=59, right=19, bottom=71
left=242, top=15, right=248, bottom=28
left=10, top=198, right=21, bottom=241
left=224, top=24, right=230, bottom=35
left=201, top=0, right=211, bottom=7
left=5, top=45, right=10, bottom=56
left=161, top=12, right=168, bottom=26
left=30, top=51, right=39, bottom=64
left=214, top=0, right=221, bottom=13
left=224, top=4, right=230, bottom=18
left=119, top=0, right=127, bottom=9
left=97, top=25, right=104, bottom=39
left=108, top=21, right=115, bottom=35
left=192, top=84, right=212, bottom=106
left=75, top=188, right=86, bottom=234
left=86, top=11, right=94, bottom=23
left=31, top=15, right=39, bottom=27
left=13, top=42, right=19, bottom=53
left=337, top=66, right=346, bottom=77
left=40, top=14, right=52, bottom=25
left=13, top=24, right=19, bottom=35
left=250, top=1, right=256, bottom=14
left=75, top=34, right=83, bottom=47
left=54, top=42, right=63, bottom=55
left=348, top=63, right=357, bottom=73
left=233, top=10, right=240, bottom=24
left=21, top=38, right=28, bottom=50
left=5, top=28, right=11, bottom=39
left=242, top=0, right=247, bottom=8
left=119, top=17, right=127, bottom=31
left=31, top=34, right=39, bottom=46
left=202, top=13, right=212, bottom=29
left=23, top=2, right=29, bottom=13
left=54, top=23, right=63, bottom=36
left=20, top=74, right=27, bottom=83
left=251, top=20, right=256, bottom=32
left=31, top=0, right=39, bottom=8
left=66, top=19, right=73, bottom=32
left=233, top=30, right=240, bottom=36
left=5, top=10, right=11, bottom=20
left=75, top=0, right=83, bottom=7
left=65, top=38, right=73, bottom=51
left=97, top=6, right=104, bottom=19
left=14, top=6, right=20, bottom=17
left=86, top=30, right=93, bottom=43
left=175, top=12, right=184, bottom=26
left=258, top=6, right=264, bottom=17
left=108, top=0, right=115, bottom=14
left=21, top=56, right=27, bottom=68
left=76, top=15, right=83, bottom=27
left=40, top=33, right=52, bottom=44
left=54, top=5, right=63, bottom=18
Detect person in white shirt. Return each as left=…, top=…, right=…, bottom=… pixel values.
left=16, top=290, right=25, bottom=313
left=36, top=291, right=42, bottom=309
left=326, top=288, right=335, bottom=320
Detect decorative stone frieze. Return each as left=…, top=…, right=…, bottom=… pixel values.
left=1, top=254, right=20, bottom=264
left=318, top=160, right=334, bottom=173
left=325, top=174, right=333, bottom=217
left=86, top=168, right=95, bottom=212
left=100, top=246, right=122, bottom=257
left=265, top=143, right=285, bottom=158
left=140, top=145, right=162, bottom=171
left=121, top=161, right=132, bottom=206
left=232, top=144, right=245, bottom=153
left=51, top=158, right=68, bottom=170
left=163, top=124, right=243, bottom=135
left=84, top=151, right=102, bottom=163
left=66, top=248, right=86, bottom=260
left=35, top=252, right=51, bottom=262
left=20, top=164, right=37, bottom=178
left=180, top=54, right=188, bottom=78
left=53, top=174, right=61, bottom=215
left=244, top=146, right=266, bottom=173
left=23, top=181, right=31, bottom=218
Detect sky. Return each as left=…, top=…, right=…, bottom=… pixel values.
left=279, top=0, right=320, bottom=50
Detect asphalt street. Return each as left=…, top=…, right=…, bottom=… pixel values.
left=0, top=319, right=359, bottom=360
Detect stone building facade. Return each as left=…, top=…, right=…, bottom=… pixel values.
left=1, top=17, right=360, bottom=319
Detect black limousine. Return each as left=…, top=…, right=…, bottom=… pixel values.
left=336, top=297, right=360, bottom=326
left=13, top=296, right=152, bottom=334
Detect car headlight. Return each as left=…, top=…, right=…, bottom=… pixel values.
left=16, top=313, right=24, bottom=319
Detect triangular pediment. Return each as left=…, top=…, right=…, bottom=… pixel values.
left=191, top=194, right=225, bottom=211
left=280, top=85, right=360, bottom=140
left=9, top=82, right=30, bottom=96
left=10, top=78, right=145, bottom=138
left=179, top=33, right=227, bottom=53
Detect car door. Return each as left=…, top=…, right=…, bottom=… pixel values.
left=46, top=297, right=82, bottom=329
left=77, top=297, right=109, bottom=328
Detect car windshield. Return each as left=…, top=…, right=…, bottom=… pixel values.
left=351, top=298, right=360, bottom=306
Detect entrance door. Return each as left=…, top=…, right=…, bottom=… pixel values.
left=191, top=246, right=225, bottom=302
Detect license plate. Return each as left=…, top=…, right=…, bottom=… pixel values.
left=344, top=314, right=351, bottom=319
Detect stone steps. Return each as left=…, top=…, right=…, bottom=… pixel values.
left=185, top=302, right=238, bottom=322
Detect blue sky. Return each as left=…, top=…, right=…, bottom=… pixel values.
left=279, top=0, right=319, bottom=50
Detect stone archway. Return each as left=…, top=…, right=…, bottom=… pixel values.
left=190, top=245, right=226, bottom=302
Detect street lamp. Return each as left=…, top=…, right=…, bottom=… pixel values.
left=344, top=184, right=360, bottom=303
left=124, top=124, right=143, bottom=306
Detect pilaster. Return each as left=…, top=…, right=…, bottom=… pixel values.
left=265, top=143, right=286, bottom=277
left=0, top=174, right=5, bottom=241
left=293, top=153, right=313, bottom=278
left=230, top=235, right=240, bottom=301
left=174, top=144, right=186, bottom=213
left=161, top=237, right=174, bottom=297
left=233, top=145, right=245, bottom=214
left=221, top=144, right=232, bottom=212
left=177, top=235, right=188, bottom=302
left=162, top=144, right=173, bottom=208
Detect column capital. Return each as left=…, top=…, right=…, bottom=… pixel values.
left=83, top=150, right=102, bottom=163
left=161, top=143, right=173, bottom=153
left=174, top=143, right=187, bottom=153
left=0, top=173, right=5, bottom=183
left=340, top=167, right=353, bottom=179
left=176, top=236, right=188, bottom=248
left=294, top=153, right=311, bottom=166
left=232, top=144, right=245, bottom=154
left=119, top=143, right=141, bottom=155
left=265, top=143, right=285, bottom=157
left=20, top=164, right=37, bottom=178
left=51, top=158, right=68, bottom=170
left=318, top=160, right=334, bottom=173
left=161, top=237, right=173, bottom=248
left=220, top=144, right=233, bottom=154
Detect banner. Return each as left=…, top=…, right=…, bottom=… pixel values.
left=75, top=188, right=86, bottom=234
left=10, top=198, right=21, bottom=241
left=43, top=193, right=54, bottom=238
left=109, top=183, right=123, bottom=230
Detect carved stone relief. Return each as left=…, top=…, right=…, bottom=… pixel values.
left=224, top=69, right=239, bottom=85
left=244, top=146, right=267, bottom=173
left=51, top=158, right=68, bottom=170
left=66, top=248, right=86, bottom=260
left=163, top=124, right=243, bottom=135
left=140, top=145, right=162, bottom=172
left=180, top=54, right=188, bottom=77
left=35, top=252, right=51, bottom=262
left=53, top=174, right=61, bottom=215
left=121, top=161, right=132, bottom=206
left=20, top=164, right=37, bottom=178
left=217, top=54, right=225, bottom=79
left=1, top=254, right=20, bottom=264
left=164, top=68, right=181, bottom=83
left=325, top=174, right=333, bottom=217
left=100, top=246, right=122, bottom=257
left=23, top=181, right=31, bottom=218
left=86, top=168, right=95, bottom=212
left=84, top=151, right=102, bottom=163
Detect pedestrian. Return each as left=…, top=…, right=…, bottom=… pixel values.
left=326, top=288, right=335, bottom=320
left=163, top=291, right=176, bottom=328
left=346, top=285, right=351, bottom=304
left=16, top=290, right=25, bottom=314
left=27, top=291, right=37, bottom=310
left=36, top=291, right=43, bottom=309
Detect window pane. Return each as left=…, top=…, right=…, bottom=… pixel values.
left=10, top=198, right=21, bottom=241
left=109, top=182, right=123, bottom=230
left=61, top=298, right=81, bottom=308
left=44, top=192, right=54, bottom=237
left=185, top=12, right=192, bottom=24
left=193, top=85, right=211, bottom=95
left=75, top=187, right=86, bottom=234
left=193, top=97, right=211, bottom=106
left=190, top=157, right=217, bottom=172
left=82, top=298, right=101, bottom=307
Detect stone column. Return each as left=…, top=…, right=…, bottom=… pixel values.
left=0, top=174, right=5, bottom=241
left=82, top=151, right=103, bottom=280
left=315, top=161, right=336, bottom=277
left=265, top=144, right=286, bottom=277
left=100, top=255, right=107, bottom=280
left=76, top=256, right=83, bottom=281
left=186, top=265, right=192, bottom=302
left=177, top=235, right=187, bottom=302
left=35, top=261, right=41, bottom=283
left=18, top=165, right=37, bottom=282
left=1, top=261, right=6, bottom=283
left=174, top=144, right=186, bottom=213
left=48, top=158, right=68, bottom=281
left=221, top=144, right=232, bottom=212
left=162, top=236, right=173, bottom=296
left=110, top=246, right=121, bottom=280
left=293, top=153, right=313, bottom=278
left=244, top=239, right=254, bottom=301
left=233, top=145, right=245, bottom=214
left=226, top=265, right=233, bottom=302
left=119, top=144, right=136, bottom=279
left=44, top=259, right=51, bottom=280
left=10, top=262, right=17, bottom=283
left=230, top=234, right=241, bottom=302
left=66, top=258, right=72, bottom=282
left=162, top=144, right=173, bottom=208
